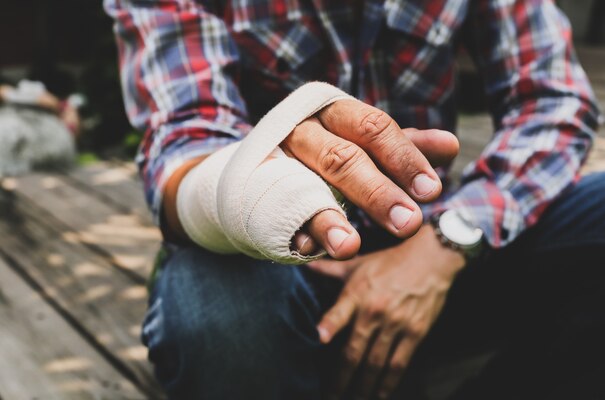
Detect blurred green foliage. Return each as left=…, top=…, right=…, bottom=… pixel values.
left=76, top=152, right=100, bottom=166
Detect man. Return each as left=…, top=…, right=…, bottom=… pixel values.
left=105, top=0, right=605, bottom=399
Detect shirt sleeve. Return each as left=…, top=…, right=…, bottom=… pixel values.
left=439, top=0, right=602, bottom=248
left=104, top=0, right=252, bottom=224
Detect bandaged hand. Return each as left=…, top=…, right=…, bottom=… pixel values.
left=174, top=82, right=459, bottom=264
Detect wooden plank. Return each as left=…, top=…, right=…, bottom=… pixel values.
left=577, top=46, right=605, bottom=83
left=9, top=172, right=160, bottom=281
left=0, top=257, right=145, bottom=400
left=63, top=161, right=153, bottom=225
left=452, top=113, right=492, bottom=178
left=584, top=135, right=605, bottom=174
left=0, top=199, right=163, bottom=397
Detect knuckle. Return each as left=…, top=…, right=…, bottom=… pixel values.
left=361, top=180, right=391, bottom=208
left=319, top=141, right=365, bottom=179
left=366, top=354, right=384, bottom=370
left=342, top=347, right=362, bottom=366
left=389, top=313, right=409, bottom=328
left=408, top=320, right=429, bottom=338
left=363, top=298, right=388, bottom=320
left=389, top=358, right=408, bottom=372
left=358, top=108, right=392, bottom=142
left=388, top=143, right=417, bottom=173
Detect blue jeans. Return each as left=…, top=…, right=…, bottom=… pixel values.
left=142, top=172, right=605, bottom=400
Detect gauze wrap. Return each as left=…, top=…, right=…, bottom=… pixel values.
left=177, top=82, right=354, bottom=264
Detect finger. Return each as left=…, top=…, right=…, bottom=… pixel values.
left=402, top=128, right=459, bottom=167
left=306, top=257, right=362, bottom=280
left=330, top=317, right=378, bottom=399
left=375, top=337, right=419, bottom=399
left=291, top=231, right=318, bottom=256
left=306, top=209, right=360, bottom=260
left=283, top=118, right=423, bottom=238
left=356, top=329, right=401, bottom=399
left=317, top=294, right=357, bottom=344
left=318, top=100, right=444, bottom=202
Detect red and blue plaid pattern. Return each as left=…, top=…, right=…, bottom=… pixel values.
left=105, top=0, right=601, bottom=248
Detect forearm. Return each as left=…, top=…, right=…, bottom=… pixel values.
left=161, top=155, right=209, bottom=243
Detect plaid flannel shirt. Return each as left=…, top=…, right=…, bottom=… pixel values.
left=105, top=0, right=600, bottom=248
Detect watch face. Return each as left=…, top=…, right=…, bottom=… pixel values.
left=438, top=210, right=483, bottom=247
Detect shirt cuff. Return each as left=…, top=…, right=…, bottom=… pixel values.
left=140, top=136, right=241, bottom=225
left=428, top=178, right=526, bottom=248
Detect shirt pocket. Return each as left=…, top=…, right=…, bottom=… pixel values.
left=382, top=0, right=469, bottom=106
left=237, top=22, right=324, bottom=73
left=229, top=0, right=323, bottom=76
left=384, top=0, right=468, bottom=47
left=233, top=19, right=325, bottom=121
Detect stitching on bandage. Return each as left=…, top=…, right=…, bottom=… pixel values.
left=243, top=171, right=309, bottom=259
left=243, top=171, right=308, bottom=233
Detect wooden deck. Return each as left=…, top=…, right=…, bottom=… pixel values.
left=0, top=163, right=162, bottom=399
left=0, top=46, right=603, bottom=399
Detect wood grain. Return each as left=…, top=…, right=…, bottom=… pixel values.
left=10, top=172, right=160, bottom=281
left=0, top=198, right=162, bottom=397
left=0, top=257, right=145, bottom=400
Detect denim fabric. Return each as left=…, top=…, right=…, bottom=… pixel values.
left=142, top=172, right=605, bottom=400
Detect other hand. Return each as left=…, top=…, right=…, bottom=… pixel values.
left=308, top=225, right=465, bottom=399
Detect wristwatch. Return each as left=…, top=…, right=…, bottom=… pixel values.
left=430, top=209, right=484, bottom=261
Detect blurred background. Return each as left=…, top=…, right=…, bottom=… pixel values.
left=0, top=0, right=135, bottom=163
left=0, top=0, right=603, bottom=164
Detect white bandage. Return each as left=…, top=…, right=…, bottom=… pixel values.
left=177, top=82, right=353, bottom=264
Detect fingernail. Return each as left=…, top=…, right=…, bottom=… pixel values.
left=295, top=233, right=316, bottom=255
left=389, top=205, right=414, bottom=230
left=317, top=326, right=330, bottom=343
left=294, top=232, right=310, bottom=248
left=413, top=174, right=438, bottom=197
left=327, top=228, right=349, bottom=254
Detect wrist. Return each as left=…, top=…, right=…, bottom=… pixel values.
left=422, top=224, right=466, bottom=273
left=161, top=155, right=209, bottom=243
left=393, top=225, right=465, bottom=276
